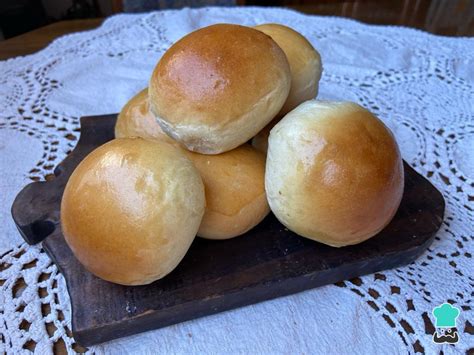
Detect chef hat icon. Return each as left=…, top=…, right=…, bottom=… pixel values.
left=433, top=303, right=460, bottom=328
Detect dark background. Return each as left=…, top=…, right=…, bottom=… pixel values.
left=0, top=0, right=473, bottom=40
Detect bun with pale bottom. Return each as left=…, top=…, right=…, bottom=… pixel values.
left=61, top=138, right=205, bottom=285
left=149, top=24, right=291, bottom=154
left=265, top=101, right=404, bottom=247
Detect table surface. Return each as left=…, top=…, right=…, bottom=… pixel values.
left=0, top=1, right=472, bottom=61
left=0, top=19, right=104, bottom=60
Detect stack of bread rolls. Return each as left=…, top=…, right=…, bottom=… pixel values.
left=61, top=23, right=404, bottom=286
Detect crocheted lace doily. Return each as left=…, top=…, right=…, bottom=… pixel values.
left=0, top=7, right=472, bottom=354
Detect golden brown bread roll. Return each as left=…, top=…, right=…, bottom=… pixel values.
left=115, top=88, right=174, bottom=144
left=254, top=24, right=322, bottom=116
left=61, top=138, right=205, bottom=285
left=149, top=24, right=291, bottom=154
left=186, top=145, right=270, bottom=239
left=265, top=101, right=404, bottom=247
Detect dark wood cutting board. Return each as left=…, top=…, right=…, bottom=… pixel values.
left=11, top=114, right=445, bottom=347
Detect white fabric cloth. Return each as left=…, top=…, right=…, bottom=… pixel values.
left=0, top=7, right=473, bottom=354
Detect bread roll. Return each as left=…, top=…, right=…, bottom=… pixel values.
left=254, top=24, right=322, bottom=116
left=61, top=138, right=205, bottom=285
left=186, top=145, right=270, bottom=239
left=266, top=101, right=404, bottom=247
left=149, top=24, right=291, bottom=154
left=115, top=88, right=174, bottom=144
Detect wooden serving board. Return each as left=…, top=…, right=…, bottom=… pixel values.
left=11, top=114, right=445, bottom=347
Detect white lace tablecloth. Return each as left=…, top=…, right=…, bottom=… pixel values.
left=1, top=7, right=473, bottom=355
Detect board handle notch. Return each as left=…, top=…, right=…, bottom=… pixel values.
left=11, top=180, right=63, bottom=245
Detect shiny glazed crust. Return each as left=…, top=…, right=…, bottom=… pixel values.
left=149, top=24, right=291, bottom=154
left=265, top=101, right=404, bottom=247
left=61, top=138, right=205, bottom=285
